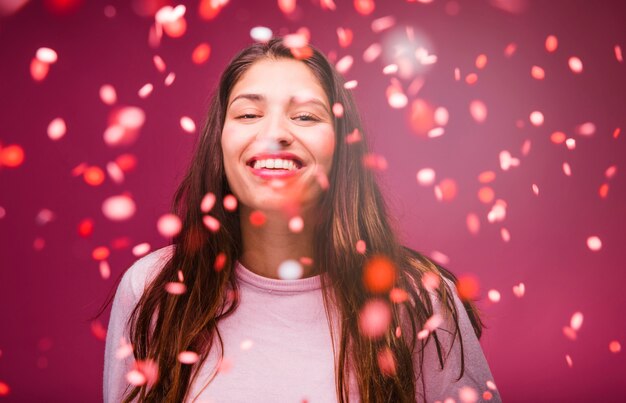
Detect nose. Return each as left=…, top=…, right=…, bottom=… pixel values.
left=257, top=111, right=294, bottom=147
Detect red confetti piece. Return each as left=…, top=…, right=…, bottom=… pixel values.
left=362, top=153, right=387, bottom=171
left=33, top=237, right=45, bottom=251
left=30, top=57, right=50, bottom=81
left=192, top=43, right=211, bottom=64
left=512, top=282, right=525, bottom=298
left=615, top=45, right=623, bottom=63
left=609, top=340, right=621, bottom=353
left=199, top=0, right=225, bottom=20
left=178, top=351, right=199, bottom=364
left=465, top=73, right=478, bottom=85
left=92, top=246, right=110, bottom=261
left=288, top=216, right=304, bottom=233
left=99, top=260, right=111, bottom=279
left=377, top=347, right=397, bottom=376
left=214, top=252, right=226, bottom=271
left=249, top=210, right=266, bottom=226
left=568, top=56, right=583, bottom=74
left=599, top=183, right=609, bottom=199
left=84, top=166, right=105, bottom=186
left=456, top=274, right=479, bottom=300
left=102, top=194, right=136, bottom=221
left=563, top=326, right=577, bottom=341
left=278, top=0, right=296, bottom=15
left=299, top=256, right=313, bottom=266
left=504, top=42, right=517, bottom=57
left=586, top=236, right=602, bottom=251
left=337, top=27, right=353, bottom=48
left=545, top=35, right=558, bottom=52
left=478, top=171, right=496, bottom=183
left=531, top=65, right=545, bottom=80
left=434, top=178, right=457, bottom=202
left=389, top=288, right=408, bottom=303
left=354, top=0, right=374, bottom=15
left=78, top=218, right=94, bottom=237
left=550, top=131, right=566, bottom=144
left=478, top=186, right=495, bottom=204
left=91, top=319, right=107, bottom=340
left=165, top=282, right=186, bottom=295
left=469, top=100, right=487, bottom=123
left=203, top=215, right=220, bottom=232
left=363, top=256, right=396, bottom=293
left=371, top=16, right=395, bottom=33
left=345, top=128, right=361, bottom=144
left=358, top=299, right=391, bottom=338
left=605, top=165, right=617, bottom=179
left=475, top=54, right=487, bottom=69
left=483, top=391, right=493, bottom=401
left=0, top=144, right=25, bottom=168
left=201, top=192, right=216, bottom=213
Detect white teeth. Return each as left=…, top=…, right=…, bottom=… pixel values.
left=251, top=158, right=300, bottom=171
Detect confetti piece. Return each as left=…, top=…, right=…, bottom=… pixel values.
left=84, top=166, right=105, bottom=186
left=483, top=391, right=493, bottom=401
left=223, top=195, right=237, bottom=211
left=465, top=73, right=478, bottom=85
left=0, top=144, right=25, bottom=168
left=422, top=272, right=441, bottom=292
left=377, top=347, right=397, bottom=376
left=335, top=55, right=354, bottom=74
left=469, top=100, right=487, bottom=123
left=192, top=43, right=211, bottom=64
left=240, top=339, right=254, bottom=350
left=92, top=246, right=110, bottom=261
left=550, top=131, right=566, bottom=144
left=106, top=161, right=125, bottom=184
left=99, top=260, right=111, bottom=279
left=201, top=192, right=216, bottom=213
left=424, top=313, right=443, bottom=332
left=512, top=282, right=525, bottom=298
left=545, top=35, right=558, bottom=52
left=386, top=85, right=408, bottom=109
left=36, top=47, right=57, bottom=64
left=531, top=65, right=545, bottom=80
left=126, top=370, right=146, bottom=386
left=486, top=380, right=497, bottom=390
left=354, top=0, right=375, bottom=15
left=0, top=206, right=5, bottom=219
left=529, top=111, right=544, bottom=126
left=78, top=218, right=94, bottom=237
left=358, top=299, right=391, bottom=338
left=283, top=32, right=308, bottom=49
left=504, top=42, right=517, bottom=57
left=478, top=171, right=496, bottom=183
left=178, top=351, right=199, bottom=364
left=487, top=199, right=507, bottom=223
left=115, top=154, right=137, bottom=172
left=383, top=64, right=398, bottom=75
left=433, top=107, right=449, bottom=126
left=199, top=0, right=225, bottom=20
left=157, top=213, right=182, bottom=237
left=363, top=43, right=382, bottom=63
left=214, top=252, right=226, bottom=271
left=605, top=165, right=617, bottom=179
left=363, top=256, right=396, bottom=293
left=500, top=228, right=511, bottom=242
left=475, top=54, right=487, bottom=69
left=565, top=138, right=576, bottom=150
left=562, top=326, right=577, bottom=341
left=249, top=210, right=266, bottom=226
left=356, top=240, right=366, bottom=254
left=430, top=250, right=450, bottom=266
left=99, top=84, right=117, bottom=106
left=278, top=0, right=296, bottom=14
left=33, top=237, right=45, bottom=251
left=165, top=282, right=187, bottom=295
left=288, top=216, right=304, bottom=233
left=434, top=178, right=457, bottom=202
left=456, top=275, right=479, bottom=300
left=499, top=150, right=520, bottom=171
left=115, top=340, right=133, bottom=360
left=576, top=122, right=595, bottom=136
left=389, top=288, right=408, bottom=303
left=138, top=83, right=153, bottom=98
left=562, top=162, right=571, bottom=176
left=532, top=184, right=539, bottom=195
left=345, top=128, right=361, bottom=144
left=180, top=116, right=196, bottom=133
left=416, top=168, right=436, bottom=186
left=466, top=213, right=480, bottom=235
left=609, top=341, right=621, bottom=353
left=487, top=289, right=501, bottom=303
left=362, top=153, right=387, bottom=171
left=102, top=194, right=136, bottom=221
left=586, top=236, right=602, bottom=251
left=250, top=26, right=272, bottom=42
left=156, top=5, right=187, bottom=38
left=565, top=354, right=573, bottom=368
left=337, top=27, right=353, bottom=48
left=478, top=186, right=495, bottom=204
left=599, top=183, right=609, bottom=199
left=132, top=243, right=151, bottom=257
left=454, top=68, right=461, bottom=81
left=615, top=45, right=623, bottom=63
left=35, top=208, right=55, bottom=225
left=104, top=106, right=146, bottom=147
left=568, top=57, right=583, bottom=74
left=278, top=259, right=303, bottom=280
left=459, top=386, right=479, bottom=403
left=332, top=102, right=344, bottom=117
left=153, top=55, right=166, bottom=73
left=570, top=312, right=583, bottom=331
left=203, top=215, right=220, bottom=232
left=344, top=80, right=358, bottom=89
left=30, top=58, right=49, bottom=81
left=371, top=16, right=395, bottom=33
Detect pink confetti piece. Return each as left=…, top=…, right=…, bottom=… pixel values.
left=138, top=83, right=153, bottom=98
left=178, top=351, right=199, bottom=364
left=289, top=216, right=304, bottom=233
left=386, top=85, right=408, bottom=109
left=531, top=184, right=539, bottom=196
left=335, top=55, right=354, bottom=74
left=91, top=319, right=107, bottom=340
left=529, top=111, right=544, bottom=126
left=36, top=47, right=58, bottom=64
left=92, top=246, right=110, bottom=261
left=389, top=288, right=408, bottom=303
left=416, top=168, right=436, bottom=186
left=512, top=282, right=525, bottom=298
left=504, top=42, right=517, bottom=57
left=0, top=206, right=5, bottom=220
left=562, top=162, right=571, bottom=176
left=104, top=5, right=116, bottom=17
left=156, top=5, right=187, bottom=38
left=104, top=106, right=146, bottom=147
left=545, top=35, right=558, bottom=52
left=152, top=55, right=166, bottom=73
left=165, top=282, right=187, bottom=295
left=283, top=32, right=309, bottom=49
left=362, top=153, right=387, bottom=171
left=157, top=213, right=182, bottom=237
left=500, top=228, right=511, bottom=242
left=363, top=43, right=382, bottom=63
left=106, top=161, right=125, bottom=184
left=565, top=354, right=573, bottom=368
left=358, top=299, right=391, bottom=338
left=278, top=259, right=303, bottom=280
left=562, top=325, right=577, bottom=341
left=478, top=186, right=495, bottom=204
left=612, top=127, right=621, bottom=138
left=377, top=347, right=397, bottom=376
left=434, top=178, right=457, bottom=202
left=427, top=127, right=444, bottom=138
left=609, top=340, right=621, bottom=353
left=430, top=250, right=450, bottom=266
left=421, top=272, right=441, bottom=292
left=299, top=256, right=313, bottom=266
left=240, top=339, right=254, bottom=350
left=486, top=380, right=497, bottom=391
left=278, top=0, right=296, bottom=15
left=465, top=73, right=478, bottom=85
left=469, top=100, right=487, bottom=123
left=454, top=68, right=461, bottom=81
left=417, top=329, right=429, bottom=340
left=356, top=240, right=366, bottom=254
left=575, top=122, right=595, bottom=136
left=459, top=386, right=479, bottom=403
left=200, top=192, right=216, bottom=213
left=615, top=45, right=623, bottom=62
left=531, top=65, right=545, bottom=80
left=102, top=194, right=136, bottom=221
left=203, top=215, right=220, bottom=232
left=178, top=270, right=184, bottom=282
left=82, top=166, right=105, bottom=186
left=199, top=0, right=227, bottom=20
left=332, top=102, right=344, bottom=118
left=99, top=260, right=111, bottom=279
left=371, top=15, right=395, bottom=33
left=568, top=56, right=583, bottom=74
left=466, top=213, right=480, bottom=235
left=382, top=64, right=398, bottom=75
left=424, top=314, right=443, bottom=332
left=115, top=340, right=133, bottom=360
left=565, top=138, right=576, bottom=150
left=344, top=80, right=358, bottom=89
left=337, top=27, right=353, bottom=48
left=223, top=194, right=237, bottom=211
left=126, top=370, right=146, bottom=386
left=570, top=312, right=583, bottom=331
left=499, top=150, right=520, bottom=171
left=99, top=84, right=117, bottom=105
left=415, top=47, right=438, bottom=65
left=475, top=54, right=487, bottom=69
left=433, top=107, right=449, bottom=126
left=605, top=165, right=617, bottom=179
left=47, top=117, right=66, bottom=140
left=180, top=116, right=196, bottom=133
left=487, top=199, right=507, bottom=223
left=345, top=128, right=361, bottom=144
left=35, top=208, right=55, bottom=225
left=30, top=57, right=49, bottom=81
left=33, top=237, right=45, bottom=251
left=192, top=43, right=211, bottom=64
left=550, top=131, right=566, bottom=144
left=132, top=242, right=151, bottom=257
left=487, top=289, right=501, bottom=303
left=250, top=26, right=272, bottom=43
left=354, top=0, right=375, bottom=15
left=586, top=236, right=602, bottom=251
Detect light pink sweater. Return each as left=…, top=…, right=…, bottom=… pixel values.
left=104, top=246, right=501, bottom=402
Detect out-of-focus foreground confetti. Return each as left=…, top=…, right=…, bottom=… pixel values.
left=0, top=0, right=625, bottom=401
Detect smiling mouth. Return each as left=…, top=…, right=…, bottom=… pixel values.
left=246, top=156, right=304, bottom=171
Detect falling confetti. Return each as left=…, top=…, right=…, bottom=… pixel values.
left=469, top=100, right=488, bottom=123
left=416, top=168, right=436, bottom=186
left=102, top=194, right=136, bottom=221
left=488, top=289, right=501, bottom=303
left=223, top=195, right=237, bottom=211
left=456, top=275, right=480, bottom=300
left=192, top=43, right=211, bottom=64
left=609, top=341, right=621, bottom=353
left=249, top=210, right=266, bottom=226
left=201, top=193, right=216, bottom=212
left=180, top=116, right=196, bottom=133
left=250, top=26, right=273, bottom=42
left=568, top=57, right=583, bottom=74
left=178, top=351, right=199, bottom=364
left=512, top=282, right=525, bottom=298
left=358, top=299, right=391, bottom=338
left=356, top=240, right=367, bottom=254
left=203, top=215, right=220, bottom=232
left=157, top=213, right=182, bottom=237
left=529, top=111, right=544, bottom=126
left=165, top=282, right=187, bottom=295
left=132, top=243, right=151, bottom=257
left=354, top=0, right=375, bottom=15
left=531, top=65, right=545, bottom=80
left=278, top=259, right=303, bottom=280
left=545, top=35, right=558, bottom=52
left=377, top=347, right=397, bottom=376
left=586, top=236, right=602, bottom=251
left=0, top=144, right=25, bottom=167
left=363, top=255, right=396, bottom=293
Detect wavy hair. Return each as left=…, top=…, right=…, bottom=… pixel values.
left=117, top=38, right=484, bottom=402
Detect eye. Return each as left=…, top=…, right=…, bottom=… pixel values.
left=236, top=114, right=261, bottom=120
left=293, top=113, right=319, bottom=122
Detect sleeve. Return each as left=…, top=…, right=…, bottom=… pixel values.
left=103, top=246, right=173, bottom=403
left=416, top=278, right=502, bottom=403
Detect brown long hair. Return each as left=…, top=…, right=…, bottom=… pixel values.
left=120, top=38, right=484, bottom=402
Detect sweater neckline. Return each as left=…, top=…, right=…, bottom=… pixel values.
left=235, top=261, right=322, bottom=292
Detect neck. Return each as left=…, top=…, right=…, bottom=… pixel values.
left=238, top=206, right=317, bottom=279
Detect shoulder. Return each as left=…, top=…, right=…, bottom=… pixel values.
left=119, top=244, right=175, bottom=300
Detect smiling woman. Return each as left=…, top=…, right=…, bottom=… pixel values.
left=103, top=38, right=501, bottom=402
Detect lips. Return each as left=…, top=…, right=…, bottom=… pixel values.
left=245, top=152, right=305, bottom=179
left=245, top=152, right=304, bottom=169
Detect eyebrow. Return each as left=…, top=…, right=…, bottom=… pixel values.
left=228, top=93, right=331, bottom=116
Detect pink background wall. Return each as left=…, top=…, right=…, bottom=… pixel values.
left=1, top=0, right=625, bottom=401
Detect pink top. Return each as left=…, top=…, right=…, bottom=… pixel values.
left=104, top=246, right=501, bottom=402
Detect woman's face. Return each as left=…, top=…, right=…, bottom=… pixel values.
left=221, top=58, right=335, bottom=214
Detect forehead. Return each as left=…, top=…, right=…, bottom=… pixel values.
left=228, top=58, right=328, bottom=105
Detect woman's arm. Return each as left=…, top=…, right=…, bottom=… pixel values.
left=417, top=278, right=502, bottom=402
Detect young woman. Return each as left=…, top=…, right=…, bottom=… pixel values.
left=103, top=38, right=500, bottom=403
